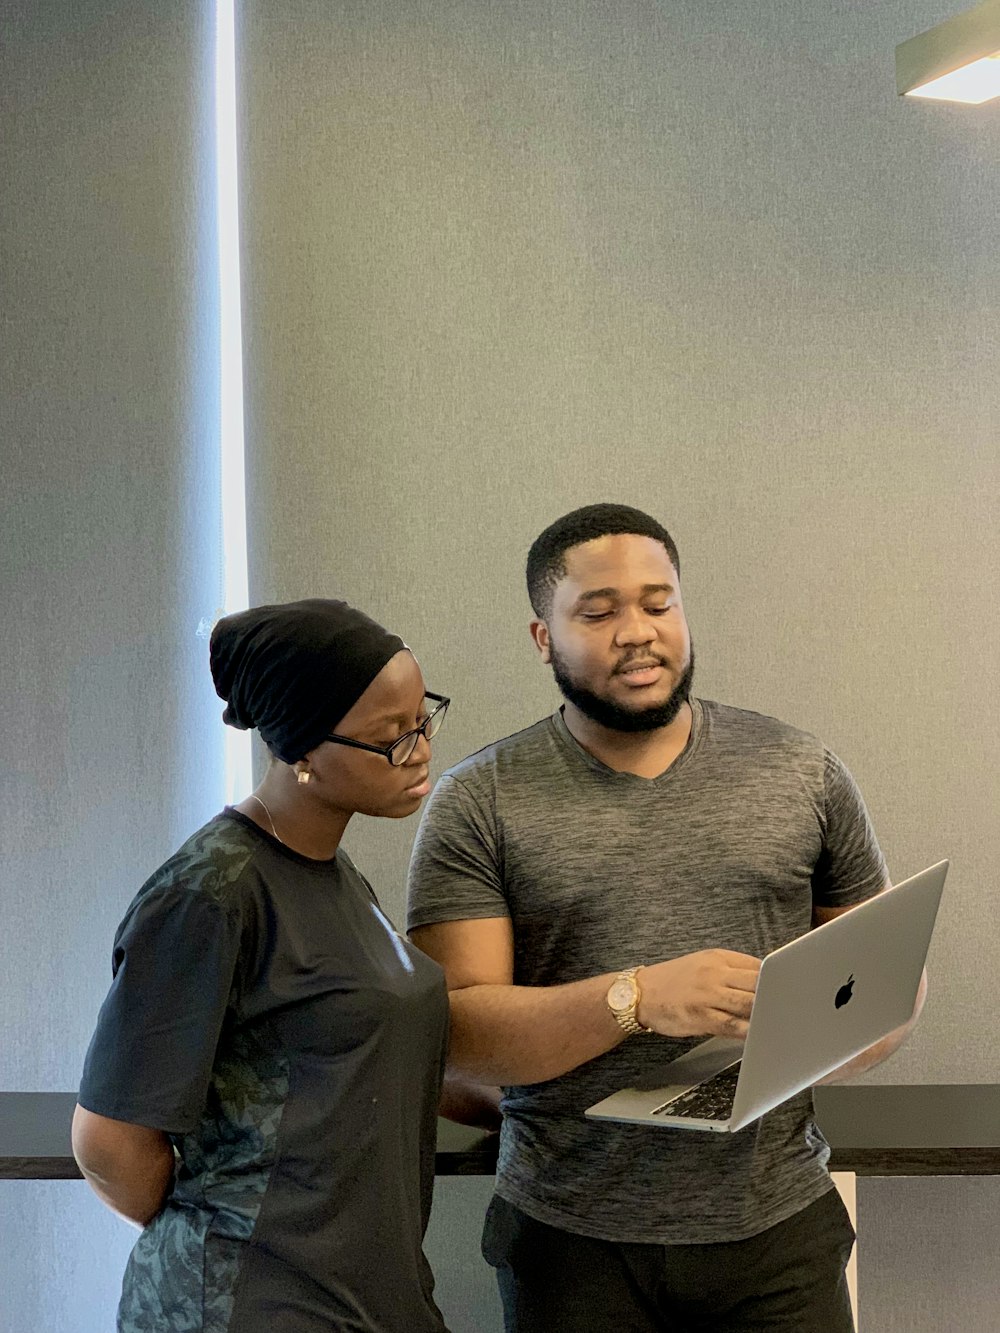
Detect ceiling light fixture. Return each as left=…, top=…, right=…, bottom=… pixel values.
left=897, top=0, right=1000, bottom=104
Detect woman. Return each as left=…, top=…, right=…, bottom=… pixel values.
left=72, top=598, right=452, bottom=1333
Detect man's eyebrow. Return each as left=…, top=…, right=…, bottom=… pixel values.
left=575, top=587, right=619, bottom=603
left=575, top=583, right=675, bottom=603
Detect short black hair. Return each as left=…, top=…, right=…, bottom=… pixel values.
left=526, top=503, right=681, bottom=619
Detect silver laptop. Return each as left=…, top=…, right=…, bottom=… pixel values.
left=586, top=860, right=948, bottom=1134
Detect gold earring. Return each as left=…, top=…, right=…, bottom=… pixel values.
left=297, top=770, right=311, bottom=785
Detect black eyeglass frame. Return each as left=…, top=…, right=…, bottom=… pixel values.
left=323, top=692, right=450, bottom=767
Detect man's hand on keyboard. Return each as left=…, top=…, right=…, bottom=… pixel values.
left=635, top=950, right=762, bottom=1040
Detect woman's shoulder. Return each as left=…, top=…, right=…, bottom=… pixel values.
left=121, top=812, right=261, bottom=930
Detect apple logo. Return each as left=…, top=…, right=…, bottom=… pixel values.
left=835, top=975, right=855, bottom=1009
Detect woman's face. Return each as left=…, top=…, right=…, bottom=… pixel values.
left=303, top=649, right=437, bottom=819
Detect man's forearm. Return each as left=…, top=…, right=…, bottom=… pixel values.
left=448, top=974, right=627, bottom=1084
left=816, top=1024, right=908, bottom=1084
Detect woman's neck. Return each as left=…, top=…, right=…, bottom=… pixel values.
left=236, top=776, right=350, bottom=860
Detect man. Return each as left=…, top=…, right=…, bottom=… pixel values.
left=408, top=503, right=924, bottom=1332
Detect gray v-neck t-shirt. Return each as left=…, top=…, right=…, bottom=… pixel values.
left=407, top=698, right=887, bottom=1244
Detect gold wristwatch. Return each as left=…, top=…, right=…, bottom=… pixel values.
left=606, top=966, right=651, bottom=1036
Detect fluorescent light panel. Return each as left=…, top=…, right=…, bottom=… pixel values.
left=897, top=0, right=1000, bottom=104
left=216, top=0, right=252, bottom=803
left=905, top=52, right=1000, bottom=102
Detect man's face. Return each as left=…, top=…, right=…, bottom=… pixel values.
left=531, top=533, right=694, bottom=733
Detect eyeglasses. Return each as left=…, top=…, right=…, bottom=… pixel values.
left=324, top=692, right=450, bottom=767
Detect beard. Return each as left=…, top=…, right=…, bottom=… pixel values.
left=550, top=642, right=695, bottom=734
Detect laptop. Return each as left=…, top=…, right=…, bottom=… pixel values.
left=585, top=860, right=948, bottom=1134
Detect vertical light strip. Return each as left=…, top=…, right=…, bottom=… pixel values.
left=216, top=0, right=252, bottom=803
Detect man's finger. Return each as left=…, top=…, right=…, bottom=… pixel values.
left=708, top=1009, right=750, bottom=1039
left=717, top=951, right=763, bottom=970
left=724, top=968, right=761, bottom=995
left=719, top=989, right=756, bottom=1020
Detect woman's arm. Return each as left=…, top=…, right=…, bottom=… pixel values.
left=71, top=1104, right=175, bottom=1228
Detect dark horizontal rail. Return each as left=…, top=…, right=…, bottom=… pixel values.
left=4, top=1088, right=1000, bottom=1181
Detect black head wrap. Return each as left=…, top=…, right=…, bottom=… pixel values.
left=209, top=598, right=407, bottom=764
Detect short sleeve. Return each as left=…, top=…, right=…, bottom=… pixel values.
left=812, top=750, right=889, bottom=909
left=406, top=772, right=509, bottom=931
left=78, top=884, right=245, bottom=1135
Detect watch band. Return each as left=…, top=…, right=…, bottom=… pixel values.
left=616, top=1008, right=649, bottom=1036
left=608, top=966, right=652, bottom=1035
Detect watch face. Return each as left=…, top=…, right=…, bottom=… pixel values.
left=608, top=977, right=636, bottom=1011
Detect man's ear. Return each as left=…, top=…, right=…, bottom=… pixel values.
left=529, top=620, right=552, bottom=664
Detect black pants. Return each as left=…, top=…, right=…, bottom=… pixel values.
left=482, top=1188, right=856, bottom=1333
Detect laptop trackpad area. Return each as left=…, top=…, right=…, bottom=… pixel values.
left=633, top=1036, right=746, bottom=1091
left=585, top=1037, right=746, bottom=1123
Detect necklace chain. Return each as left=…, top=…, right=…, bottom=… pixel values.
left=247, top=793, right=283, bottom=845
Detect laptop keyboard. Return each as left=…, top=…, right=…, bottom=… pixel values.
left=650, top=1061, right=742, bottom=1121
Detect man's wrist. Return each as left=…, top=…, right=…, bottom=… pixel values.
left=606, top=966, right=652, bottom=1035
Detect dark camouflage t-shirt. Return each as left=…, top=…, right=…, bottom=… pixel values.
left=407, top=699, right=887, bottom=1245
left=79, top=810, right=449, bottom=1333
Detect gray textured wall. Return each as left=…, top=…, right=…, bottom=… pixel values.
left=240, top=0, right=1000, bottom=1079
left=1, top=2, right=226, bottom=1329
left=238, top=2, right=1000, bottom=1329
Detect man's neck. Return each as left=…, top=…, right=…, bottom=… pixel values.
left=561, top=699, right=694, bottom=779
